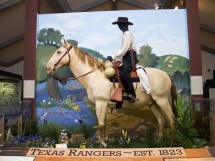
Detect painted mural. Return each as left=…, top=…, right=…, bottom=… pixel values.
left=36, top=10, right=190, bottom=145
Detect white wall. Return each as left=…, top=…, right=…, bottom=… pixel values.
left=201, top=50, right=215, bottom=83
left=0, top=61, right=24, bottom=76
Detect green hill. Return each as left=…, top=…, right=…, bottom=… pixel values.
left=156, top=54, right=189, bottom=76
left=80, top=47, right=105, bottom=61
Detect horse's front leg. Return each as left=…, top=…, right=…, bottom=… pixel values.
left=95, top=99, right=109, bottom=147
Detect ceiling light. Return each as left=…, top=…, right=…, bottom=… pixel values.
left=154, top=3, right=159, bottom=9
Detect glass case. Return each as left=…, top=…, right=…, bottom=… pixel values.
left=0, top=70, right=23, bottom=146
left=0, top=70, right=22, bottom=116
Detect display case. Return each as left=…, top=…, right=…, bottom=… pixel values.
left=0, top=70, right=22, bottom=116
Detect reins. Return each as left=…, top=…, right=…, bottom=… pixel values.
left=54, top=64, right=102, bottom=81
left=53, top=45, right=102, bottom=81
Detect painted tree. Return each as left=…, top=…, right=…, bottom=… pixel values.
left=67, top=40, right=78, bottom=47
left=137, top=45, right=158, bottom=67
left=80, top=47, right=105, bottom=61
left=38, top=28, right=63, bottom=48
left=37, top=28, right=104, bottom=100
left=172, top=70, right=184, bottom=83
left=37, top=29, right=75, bottom=100
left=37, top=44, right=72, bottom=100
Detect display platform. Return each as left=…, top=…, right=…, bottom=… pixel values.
left=0, top=156, right=35, bottom=161
left=33, top=148, right=215, bottom=161
left=1, top=148, right=214, bottom=161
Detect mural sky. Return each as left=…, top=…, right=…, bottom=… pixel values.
left=38, top=9, right=189, bottom=58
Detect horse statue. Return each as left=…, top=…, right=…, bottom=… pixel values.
left=45, top=40, right=177, bottom=141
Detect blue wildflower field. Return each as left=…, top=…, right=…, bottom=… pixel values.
left=35, top=80, right=97, bottom=127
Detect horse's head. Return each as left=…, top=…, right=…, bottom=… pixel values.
left=45, top=40, right=72, bottom=75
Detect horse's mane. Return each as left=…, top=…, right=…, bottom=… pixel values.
left=73, top=45, right=105, bottom=72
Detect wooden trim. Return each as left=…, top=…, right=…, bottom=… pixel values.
left=186, top=0, right=203, bottom=101
left=73, top=0, right=109, bottom=12
left=58, top=0, right=71, bottom=12
left=23, top=1, right=38, bottom=118
left=162, top=0, right=185, bottom=9
left=186, top=0, right=202, bottom=76
left=202, top=45, right=215, bottom=55
left=0, top=34, right=24, bottom=49
left=111, top=0, right=118, bottom=10
left=47, top=0, right=66, bottom=13
left=120, top=0, right=154, bottom=9
left=0, top=0, right=24, bottom=11
left=0, top=56, right=23, bottom=67
left=200, top=23, right=215, bottom=34
left=23, top=0, right=38, bottom=80
left=162, top=0, right=172, bottom=9
left=183, top=0, right=186, bottom=8
left=0, top=70, right=22, bottom=79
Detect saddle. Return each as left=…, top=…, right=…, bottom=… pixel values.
left=110, top=61, right=139, bottom=103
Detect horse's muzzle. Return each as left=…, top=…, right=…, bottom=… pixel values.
left=45, top=66, right=53, bottom=75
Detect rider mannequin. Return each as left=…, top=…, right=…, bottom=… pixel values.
left=112, top=17, right=136, bottom=102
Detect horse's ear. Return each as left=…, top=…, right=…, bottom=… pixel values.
left=63, top=38, right=68, bottom=46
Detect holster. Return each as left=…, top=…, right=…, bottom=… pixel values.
left=128, top=49, right=138, bottom=70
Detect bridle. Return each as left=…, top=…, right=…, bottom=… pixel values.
left=53, top=45, right=73, bottom=68
left=53, top=45, right=102, bottom=81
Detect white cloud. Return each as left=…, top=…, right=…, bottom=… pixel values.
left=145, top=22, right=170, bottom=31
left=38, top=10, right=189, bottom=58
left=38, top=16, right=87, bottom=42
left=55, top=12, right=87, bottom=22
left=55, top=13, right=71, bottom=21
left=146, top=32, right=188, bottom=57
left=38, top=22, right=66, bottom=35
left=91, top=14, right=104, bottom=26
left=64, top=18, right=87, bottom=30
left=104, top=23, right=117, bottom=33
left=79, top=31, right=119, bottom=54
left=133, top=22, right=188, bottom=57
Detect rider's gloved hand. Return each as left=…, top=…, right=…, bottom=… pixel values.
left=106, top=56, right=113, bottom=62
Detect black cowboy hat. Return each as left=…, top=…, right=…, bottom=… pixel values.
left=112, top=17, right=133, bottom=25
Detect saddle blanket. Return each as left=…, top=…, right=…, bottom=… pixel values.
left=136, top=64, right=151, bottom=94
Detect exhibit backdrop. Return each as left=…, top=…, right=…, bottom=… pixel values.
left=36, top=9, right=190, bottom=142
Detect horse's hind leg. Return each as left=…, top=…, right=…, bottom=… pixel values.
left=149, top=102, right=165, bottom=137
left=156, top=97, right=175, bottom=128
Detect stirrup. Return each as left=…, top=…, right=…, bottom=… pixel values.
left=127, top=94, right=138, bottom=102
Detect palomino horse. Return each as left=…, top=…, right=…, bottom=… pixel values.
left=45, top=40, right=177, bottom=140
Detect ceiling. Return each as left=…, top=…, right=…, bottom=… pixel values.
left=0, top=0, right=215, bottom=67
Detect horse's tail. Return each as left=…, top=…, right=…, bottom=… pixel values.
left=169, top=76, right=177, bottom=118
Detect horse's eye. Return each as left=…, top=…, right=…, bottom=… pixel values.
left=57, top=51, right=61, bottom=54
